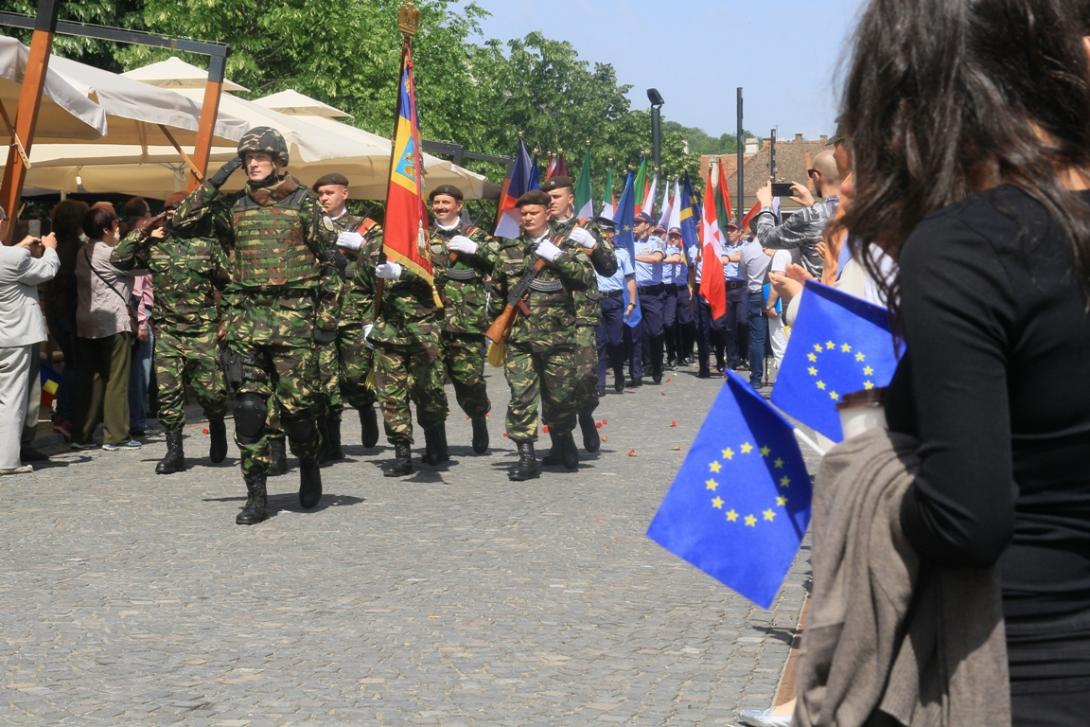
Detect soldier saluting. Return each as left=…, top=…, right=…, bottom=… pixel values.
left=173, top=127, right=340, bottom=525
left=427, top=184, right=500, bottom=454
left=490, top=190, right=596, bottom=481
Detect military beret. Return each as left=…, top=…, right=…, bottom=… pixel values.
left=428, top=184, right=464, bottom=202
left=541, top=175, right=574, bottom=192
left=516, top=190, right=551, bottom=208
left=634, top=211, right=654, bottom=224
left=312, top=173, right=350, bottom=191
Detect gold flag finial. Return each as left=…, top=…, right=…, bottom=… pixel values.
left=398, top=1, right=421, bottom=36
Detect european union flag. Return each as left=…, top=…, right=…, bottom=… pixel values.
left=771, top=281, right=901, bottom=442
left=647, top=372, right=812, bottom=608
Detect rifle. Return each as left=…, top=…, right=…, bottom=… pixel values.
left=484, top=257, right=547, bottom=367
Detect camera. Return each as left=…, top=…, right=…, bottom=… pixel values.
left=771, top=182, right=795, bottom=197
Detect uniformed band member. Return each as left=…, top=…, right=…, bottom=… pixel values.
left=541, top=175, right=616, bottom=454
left=493, top=190, right=596, bottom=481
left=631, top=212, right=667, bottom=385
left=358, top=218, right=449, bottom=477
left=427, top=184, right=500, bottom=454
left=173, top=126, right=339, bottom=525
left=111, top=192, right=231, bottom=474
left=594, top=222, right=638, bottom=394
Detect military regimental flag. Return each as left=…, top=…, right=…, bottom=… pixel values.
left=574, top=147, right=594, bottom=220
left=647, top=372, right=813, bottom=608
left=383, top=41, right=434, bottom=283
left=771, top=281, right=902, bottom=442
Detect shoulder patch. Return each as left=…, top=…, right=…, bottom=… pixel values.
left=322, top=215, right=335, bottom=232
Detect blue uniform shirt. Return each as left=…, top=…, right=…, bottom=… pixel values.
left=597, top=247, right=635, bottom=292
left=723, top=241, right=744, bottom=280
left=634, top=235, right=666, bottom=287
left=688, top=243, right=702, bottom=285
left=663, top=242, right=687, bottom=285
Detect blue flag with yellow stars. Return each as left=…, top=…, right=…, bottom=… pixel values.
left=771, top=280, right=901, bottom=442
left=647, top=372, right=812, bottom=608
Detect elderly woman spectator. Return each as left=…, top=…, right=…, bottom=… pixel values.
left=0, top=205, right=59, bottom=475
left=71, top=205, right=144, bottom=451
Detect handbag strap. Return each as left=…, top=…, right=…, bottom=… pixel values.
left=85, top=245, right=132, bottom=308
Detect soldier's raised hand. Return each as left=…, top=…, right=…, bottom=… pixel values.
left=375, top=261, right=403, bottom=280
left=208, top=156, right=243, bottom=188
left=568, top=227, right=596, bottom=250
left=448, top=235, right=478, bottom=255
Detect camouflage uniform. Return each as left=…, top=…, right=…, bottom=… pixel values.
left=173, top=175, right=338, bottom=478
left=358, top=235, right=448, bottom=447
left=492, top=231, right=596, bottom=442
left=549, top=217, right=616, bottom=420
left=112, top=221, right=231, bottom=433
left=429, top=222, right=500, bottom=418
left=334, top=217, right=383, bottom=413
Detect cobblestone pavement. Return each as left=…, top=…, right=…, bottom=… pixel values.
left=2, top=364, right=812, bottom=726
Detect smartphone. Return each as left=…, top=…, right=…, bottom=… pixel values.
left=771, top=182, right=795, bottom=197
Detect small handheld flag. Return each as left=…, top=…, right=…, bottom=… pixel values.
left=771, top=281, right=901, bottom=441
left=648, top=372, right=812, bottom=608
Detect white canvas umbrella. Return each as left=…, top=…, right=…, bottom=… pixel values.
left=119, top=56, right=249, bottom=93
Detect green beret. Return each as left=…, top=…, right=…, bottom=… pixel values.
left=312, top=173, right=350, bottom=191
left=428, top=184, right=464, bottom=202
left=516, top=190, right=551, bottom=208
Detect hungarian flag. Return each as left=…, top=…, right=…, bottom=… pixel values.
left=633, top=156, right=649, bottom=212
left=716, top=160, right=734, bottom=231
left=574, top=147, right=594, bottom=220
left=494, top=138, right=535, bottom=239
left=383, top=41, right=433, bottom=283
left=700, top=168, right=728, bottom=319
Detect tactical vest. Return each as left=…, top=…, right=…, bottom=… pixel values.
left=230, top=188, right=318, bottom=288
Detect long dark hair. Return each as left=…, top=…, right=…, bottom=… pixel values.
left=840, top=0, right=1090, bottom=312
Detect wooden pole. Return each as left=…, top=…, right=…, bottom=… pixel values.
left=0, top=0, right=60, bottom=243
left=188, top=52, right=227, bottom=191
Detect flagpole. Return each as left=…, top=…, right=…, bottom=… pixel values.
left=792, top=428, right=830, bottom=458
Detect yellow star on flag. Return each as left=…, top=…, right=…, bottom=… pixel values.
left=740, top=442, right=754, bottom=454
left=826, top=341, right=836, bottom=350
left=779, top=475, right=791, bottom=488
left=863, top=365, right=874, bottom=376
left=816, top=380, right=826, bottom=390
left=841, top=343, right=852, bottom=352
left=744, top=514, right=757, bottom=527
left=760, top=445, right=771, bottom=457
left=722, top=447, right=735, bottom=460
left=813, top=343, right=823, bottom=353
left=709, top=461, right=721, bottom=473
left=711, top=496, right=724, bottom=509
left=807, top=353, right=818, bottom=362
left=808, top=366, right=818, bottom=376
left=776, top=496, right=787, bottom=506
left=829, top=391, right=840, bottom=401
left=773, top=457, right=784, bottom=469
left=864, top=381, right=875, bottom=390
left=856, top=352, right=866, bottom=362
left=763, top=509, right=776, bottom=522
left=705, top=478, right=718, bottom=491
left=726, top=509, right=739, bottom=522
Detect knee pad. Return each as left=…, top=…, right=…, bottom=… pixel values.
left=233, top=394, right=267, bottom=442
left=281, top=410, right=316, bottom=444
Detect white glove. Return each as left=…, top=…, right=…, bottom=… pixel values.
left=447, top=235, right=478, bottom=255
left=535, top=239, right=562, bottom=263
left=363, top=323, right=374, bottom=349
left=336, top=231, right=363, bottom=251
left=375, top=261, right=403, bottom=280
left=568, top=227, right=597, bottom=249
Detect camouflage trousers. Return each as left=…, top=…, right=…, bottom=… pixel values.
left=504, top=343, right=577, bottom=443
left=317, top=338, right=342, bottom=412
left=443, top=332, right=490, bottom=418
left=154, top=327, right=228, bottom=431
left=570, top=325, right=599, bottom=414
left=231, top=339, right=320, bottom=476
left=338, top=324, right=377, bottom=411
left=374, top=335, right=448, bottom=446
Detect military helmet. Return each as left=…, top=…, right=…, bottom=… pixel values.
left=237, top=126, right=289, bottom=166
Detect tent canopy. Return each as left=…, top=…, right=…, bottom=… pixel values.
left=119, top=56, right=249, bottom=92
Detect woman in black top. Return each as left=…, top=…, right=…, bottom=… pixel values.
left=839, top=0, right=1090, bottom=722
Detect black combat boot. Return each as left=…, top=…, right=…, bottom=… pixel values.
left=360, top=406, right=380, bottom=449
left=299, top=455, right=323, bottom=509
left=508, top=441, right=540, bottom=481
left=384, top=442, right=413, bottom=477
left=322, top=410, right=344, bottom=464
left=208, top=417, right=228, bottom=464
left=236, top=472, right=268, bottom=525
left=268, top=438, right=288, bottom=476
left=610, top=347, right=625, bottom=393
left=541, top=430, right=563, bottom=466
left=316, top=413, right=331, bottom=465
left=578, top=410, right=600, bottom=453
left=155, top=429, right=186, bottom=474
left=471, top=415, right=489, bottom=454
left=559, top=431, right=580, bottom=471
left=422, top=425, right=449, bottom=466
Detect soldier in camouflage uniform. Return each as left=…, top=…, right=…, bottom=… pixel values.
left=427, top=184, right=500, bottom=454
left=173, top=127, right=339, bottom=525
left=111, top=192, right=231, bottom=474
left=541, top=176, right=616, bottom=457
left=317, top=174, right=384, bottom=453
left=357, top=230, right=449, bottom=477
left=492, top=190, right=596, bottom=481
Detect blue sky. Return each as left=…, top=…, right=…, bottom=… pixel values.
left=460, top=0, right=866, bottom=140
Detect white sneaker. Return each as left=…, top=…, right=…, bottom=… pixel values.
left=738, top=707, right=793, bottom=727
left=0, top=464, right=33, bottom=475
left=102, top=440, right=142, bottom=451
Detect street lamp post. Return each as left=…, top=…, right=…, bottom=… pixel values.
left=647, top=88, right=665, bottom=172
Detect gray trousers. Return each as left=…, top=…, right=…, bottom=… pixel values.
left=22, top=342, right=40, bottom=448
left=0, top=344, right=33, bottom=469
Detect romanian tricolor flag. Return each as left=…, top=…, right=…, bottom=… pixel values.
left=382, top=41, right=434, bottom=285
left=41, top=364, right=61, bottom=409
